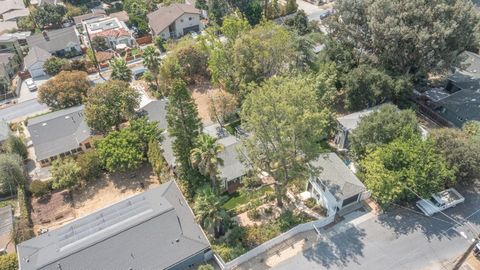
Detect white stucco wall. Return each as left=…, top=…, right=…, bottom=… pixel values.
left=173, top=13, right=202, bottom=37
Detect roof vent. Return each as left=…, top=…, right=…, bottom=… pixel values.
left=65, top=116, right=70, bottom=119
left=42, top=123, right=47, bottom=126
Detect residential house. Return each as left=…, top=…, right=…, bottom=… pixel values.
left=334, top=107, right=377, bottom=150
left=24, top=46, right=51, bottom=78
left=83, top=16, right=135, bottom=50
left=148, top=3, right=203, bottom=40
left=17, top=181, right=212, bottom=270
left=141, top=101, right=249, bottom=193
left=422, top=51, right=480, bottom=127
left=306, top=152, right=369, bottom=216
left=0, top=0, right=29, bottom=33
left=0, top=35, right=22, bottom=60
left=109, top=10, right=129, bottom=23
left=32, top=0, right=62, bottom=6
left=0, top=206, right=14, bottom=254
left=26, top=27, right=82, bottom=57
left=72, top=9, right=107, bottom=27
left=1, top=31, right=31, bottom=45
left=0, top=119, right=10, bottom=146
left=27, top=105, right=95, bottom=167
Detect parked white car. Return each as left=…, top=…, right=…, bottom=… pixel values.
left=25, top=78, right=37, bottom=92
left=416, top=188, right=464, bottom=216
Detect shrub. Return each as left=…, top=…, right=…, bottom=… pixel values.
left=304, top=198, right=317, bottom=209
left=198, top=264, right=214, bottom=270
left=29, top=180, right=50, bottom=197
left=43, top=57, right=69, bottom=76
left=263, top=206, right=273, bottom=215
left=76, top=150, right=103, bottom=182
left=50, top=158, right=81, bottom=190
left=0, top=253, right=18, bottom=270
left=243, top=224, right=281, bottom=248
left=212, top=243, right=247, bottom=262
left=247, top=208, right=261, bottom=220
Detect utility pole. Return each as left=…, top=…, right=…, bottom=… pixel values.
left=85, top=27, right=105, bottom=81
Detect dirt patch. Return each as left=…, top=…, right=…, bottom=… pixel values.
left=31, top=190, right=75, bottom=233
left=189, top=80, right=220, bottom=124
left=72, top=163, right=160, bottom=219
left=234, top=202, right=282, bottom=227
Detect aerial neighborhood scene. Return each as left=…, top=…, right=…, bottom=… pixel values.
left=1, top=0, right=480, bottom=269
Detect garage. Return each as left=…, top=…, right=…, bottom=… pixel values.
left=183, top=25, right=199, bottom=35
left=24, top=47, right=51, bottom=79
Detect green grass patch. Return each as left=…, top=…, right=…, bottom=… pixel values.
left=0, top=199, right=15, bottom=208
left=131, top=48, right=142, bottom=56
left=222, top=185, right=273, bottom=211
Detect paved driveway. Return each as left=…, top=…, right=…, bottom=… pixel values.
left=296, top=0, right=333, bottom=22
left=273, top=183, right=480, bottom=270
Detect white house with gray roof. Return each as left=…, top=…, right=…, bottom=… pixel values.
left=306, top=152, right=369, bottom=216
left=24, top=46, right=51, bottom=78
left=27, top=105, right=94, bottom=166
left=17, top=180, right=212, bottom=270
left=26, top=27, right=81, bottom=57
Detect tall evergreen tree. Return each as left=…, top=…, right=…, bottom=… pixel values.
left=167, top=79, right=203, bottom=193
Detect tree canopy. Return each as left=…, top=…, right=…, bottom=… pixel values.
left=326, top=0, right=480, bottom=77
left=0, top=154, right=25, bottom=196
left=350, top=104, right=420, bottom=160
left=38, top=71, right=90, bottom=110
left=50, top=158, right=81, bottom=190
left=241, top=76, right=333, bottom=206
left=32, top=4, right=67, bottom=28
left=190, top=134, right=224, bottom=188
left=2, top=135, right=28, bottom=160
left=110, top=58, right=132, bottom=82
left=43, top=57, right=69, bottom=76
left=84, top=80, right=140, bottom=133
left=361, top=138, right=455, bottom=206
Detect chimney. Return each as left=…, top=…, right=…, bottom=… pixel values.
left=42, top=31, right=49, bottom=41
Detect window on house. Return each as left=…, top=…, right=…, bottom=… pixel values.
left=189, top=17, right=192, bottom=21
left=85, top=142, right=91, bottom=149
left=77, top=147, right=82, bottom=152
left=180, top=19, right=184, bottom=22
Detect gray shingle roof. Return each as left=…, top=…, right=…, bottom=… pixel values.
left=72, top=10, right=106, bottom=25
left=0, top=119, right=10, bottom=142
left=336, top=107, right=378, bottom=131
left=27, top=106, right=91, bottom=160
left=148, top=3, right=200, bottom=34
left=26, top=27, right=80, bottom=53
left=140, top=100, right=168, bottom=130
left=310, top=153, right=366, bottom=201
left=17, top=181, right=210, bottom=270
left=24, top=46, right=51, bottom=69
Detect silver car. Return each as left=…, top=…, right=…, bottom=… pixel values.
left=25, top=78, right=37, bottom=92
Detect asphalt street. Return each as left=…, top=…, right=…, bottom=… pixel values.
left=274, top=183, right=480, bottom=270
left=0, top=99, right=48, bottom=122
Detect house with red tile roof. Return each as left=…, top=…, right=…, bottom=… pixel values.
left=82, top=16, right=135, bottom=50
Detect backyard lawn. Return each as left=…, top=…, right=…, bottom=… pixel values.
left=222, top=185, right=273, bottom=211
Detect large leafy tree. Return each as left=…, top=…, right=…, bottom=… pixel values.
left=194, top=186, right=228, bottom=238
left=429, top=128, right=480, bottom=183
left=208, top=22, right=300, bottom=96
left=2, top=135, right=28, bottom=160
left=50, top=158, right=81, bottom=189
left=142, top=46, right=162, bottom=95
left=166, top=79, right=203, bottom=191
left=327, top=0, right=480, bottom=77
left=76, top=150, right=103, bottom=182
left=95, top=129, right=145, bottom=172
left=350, top=104, right=420, bottom=160
left=0, top=154, right=25, bottom=196
left=123, top=0, right=151, bottom=35
left=241, top=76, right=332, bottom=207
left=38, top=71, right=90, bottom=110
left=361, top=138, right=455, bottom=206
left=190, top=134, right=224, bottom=188
left=110, top=58, right=132, bottom=82
left=147, top=139, right=166, bottom=181
left=342, top=65, right=412, bottom=110
left=84, top=80, right=140, bottom=133
left=32, top=4, right=67, bottom=28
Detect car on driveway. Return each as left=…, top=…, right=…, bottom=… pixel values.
left=416, top=188, right=465, bottom=216
left=25, top=78, right=37, bottom=92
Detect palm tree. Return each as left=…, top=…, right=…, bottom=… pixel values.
left=110, top=57, right=132, bottom=82
left=190, top=134, right=224, bottom=188
left=194, top=186, right=228, bottom=238
left=142, top=46, right=162, bottom=96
